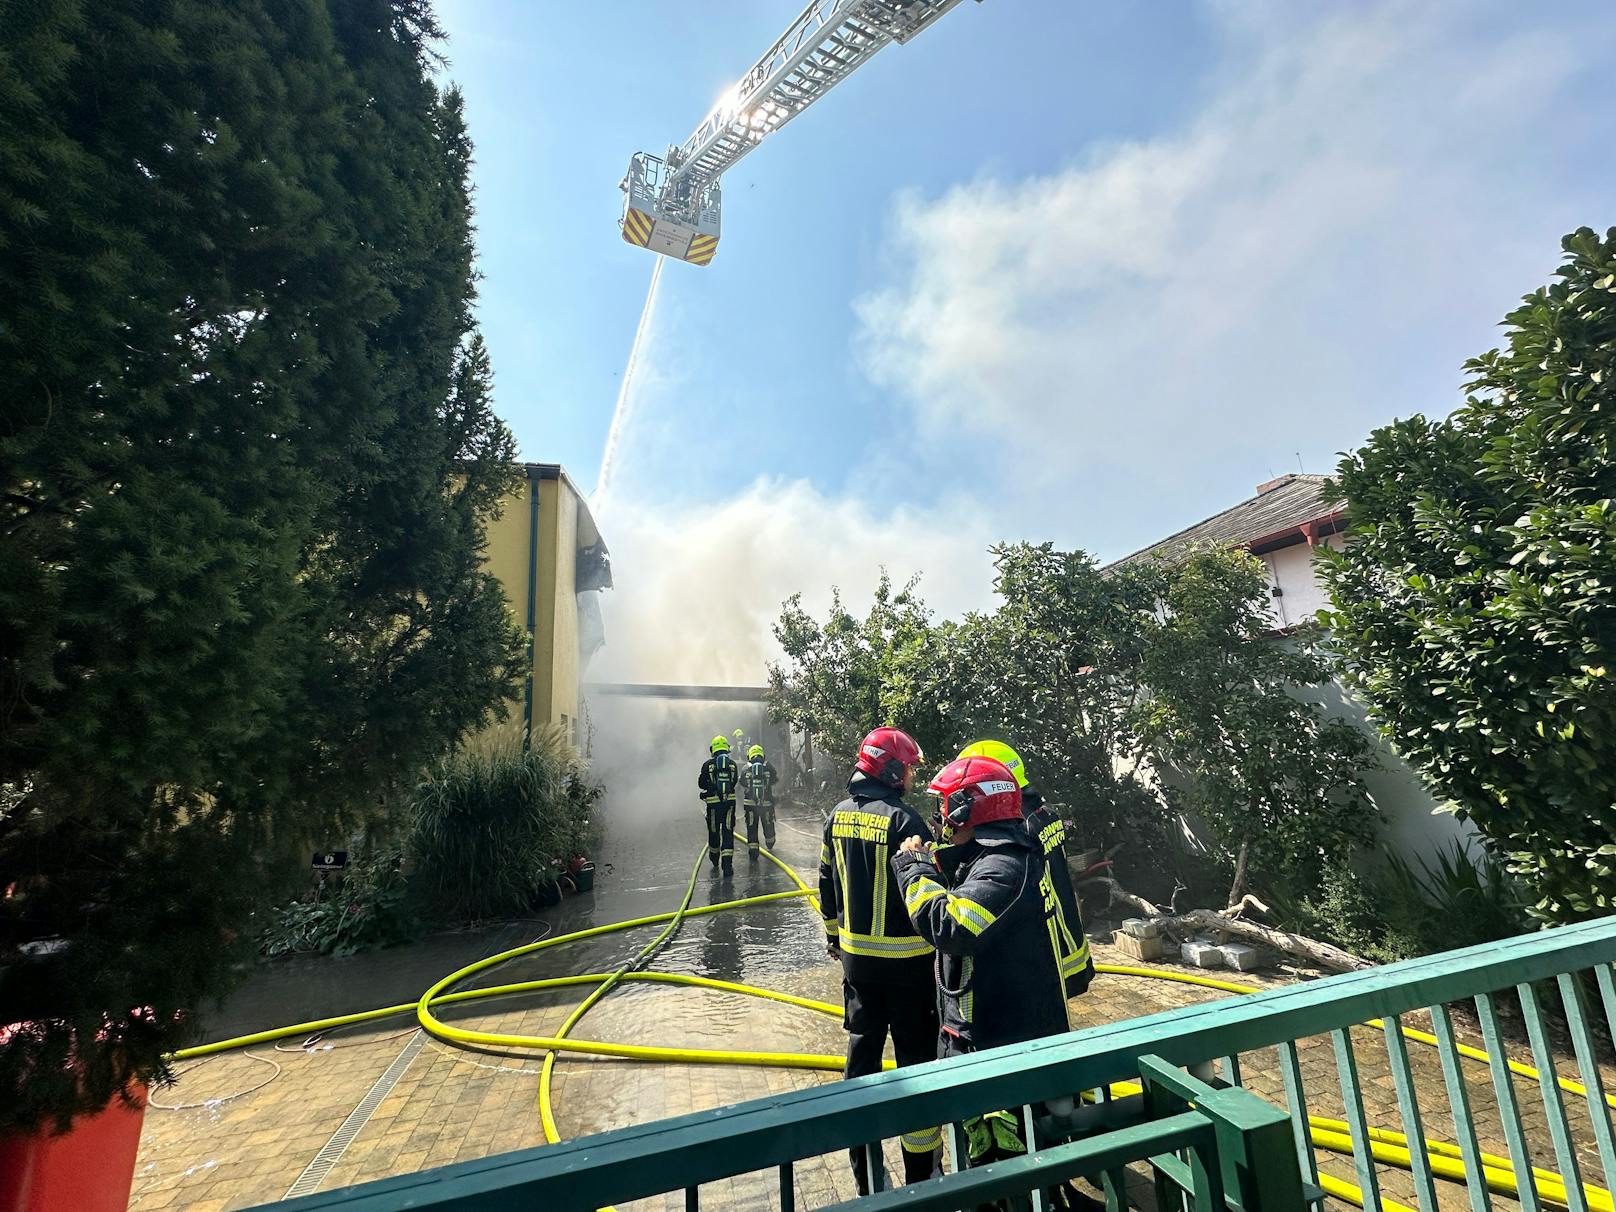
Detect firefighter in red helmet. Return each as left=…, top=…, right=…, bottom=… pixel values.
left=893, top=754, right=1073, bottom=1181
left=818, top=726, right=940, bottom=1191
left=957, top=740, right=1093, bottom=996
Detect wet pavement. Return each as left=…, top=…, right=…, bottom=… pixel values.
left=127, top=780, right=1616, bottom=1211
left=128, top=789, right=869, bottom=1210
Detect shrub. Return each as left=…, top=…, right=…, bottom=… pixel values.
left=0, top=2, right=520, bottom=1132
left=1271, top=866, right=1416, bottom=965
left=1271, top=840, right=1529, bottom=964
left=1321, top=228, right=1616, bottom=924
left=259, top=849, right=418, bottom=959
left=1379, top=841, right=1531, bottom=955
left=1134, top=547, right=1380, bottom=899
left=409, top=729, right=600, bottom=920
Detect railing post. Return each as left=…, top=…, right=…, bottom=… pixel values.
left=1137, top=1054, right=1304, bottom=1212
left=862, top=1141, right=885, bottom=1193
left=1198, top=1086, right=1307, bottom=1212
left=1022, top=1103, right=1047, bottom=1212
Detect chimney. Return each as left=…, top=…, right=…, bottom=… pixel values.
left=1255, top=474, right=1297, bottom=496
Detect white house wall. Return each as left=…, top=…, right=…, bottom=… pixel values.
left=1259, top=534, right=1343, bottom=625
left=1294, top=667, right=1480, bottom=865
left=1264, top=537, right=1480, bottom=868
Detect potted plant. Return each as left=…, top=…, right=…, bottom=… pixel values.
left=0, top=1014, right=155, bottom=1212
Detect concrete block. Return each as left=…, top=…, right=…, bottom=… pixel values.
left=1118, top=917, right=1162, bottom=940
left=1114, top=932, right=1164, bottom=962
left=1218, top=943, right=1265, bottom=972
left=1180, top=940, right=1225, bottom=968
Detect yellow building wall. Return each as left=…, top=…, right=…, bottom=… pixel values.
left=545, top=480, right=582, bottom=741
left=483, top=478, right=533, bottom=638
left=480, top=466, right=589, bottom=748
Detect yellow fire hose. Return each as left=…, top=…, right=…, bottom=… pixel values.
left=1308, top=1119, right=1614, bottom=1212
left=535, top=849, right=771, bottom=1145
left=172, top=886, right=817, bottom=1061
left=170, top=845, right=1614, bottom=1211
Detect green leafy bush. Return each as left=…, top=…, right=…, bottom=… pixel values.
left=1271, top=867, right=1418, bottom=965
left=770, top=545, right=1378, bottom=881
left=1272, top=840, right=1529, bottom=963
left=1379, top=841, right=1531, bottom=954
left=259, top=850, right=418, bottom=959
left=0, top=1, right=520, bottom=1131
left=1322, top=227, right=1616, bottom=924
left=409, top=730, right=600, bottom=920
left=1132, top=547, right=1380, bottom=897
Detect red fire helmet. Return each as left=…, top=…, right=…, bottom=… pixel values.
left=927, top=756, right=1023, bottom=831
left=854, top=727, right=924, bottom=788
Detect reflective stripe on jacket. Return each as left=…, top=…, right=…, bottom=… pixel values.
left=698, top=753, right=739, bottom=805
left=1024, top=788, right=1093, bottom=994
left=891, top=822, right=1069, bottom=1051
left=818, top=773, right=935, bottom=983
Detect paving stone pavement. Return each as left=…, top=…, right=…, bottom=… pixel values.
left=126, top=790, right=1615, bottom=1212
left=128, top=927, right=1616, bottom=1212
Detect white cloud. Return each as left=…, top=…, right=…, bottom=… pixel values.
left=856, top=1, right=1614, bottom=542
left=591, top=478, right=997, bottom=686
left=587, top=0, right=1615, bottom=685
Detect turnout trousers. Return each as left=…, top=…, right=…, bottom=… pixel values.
left=705, top=803, right=736, bottom=874
left=742, top=804, right=776, bottom=857
left=843, top=975, right=941, bottom=1188
left=939, top=1036, right=1091, bottom=1212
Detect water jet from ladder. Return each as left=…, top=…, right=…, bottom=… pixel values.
left=595, top=257, right=663, bottom=515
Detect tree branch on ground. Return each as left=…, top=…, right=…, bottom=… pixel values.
left=1082, top=876, right=1371, bottom=973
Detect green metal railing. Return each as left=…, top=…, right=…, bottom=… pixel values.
left=264, top=914, right=1616, bottom=1212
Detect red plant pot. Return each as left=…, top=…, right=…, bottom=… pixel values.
left=0, top=1085, right=148, bottom=1212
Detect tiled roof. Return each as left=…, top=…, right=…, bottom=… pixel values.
left=1108, top=474, right=1343, bottom=568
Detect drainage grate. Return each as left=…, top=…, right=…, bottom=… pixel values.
left=283, top=1030, right=426, bottom=1199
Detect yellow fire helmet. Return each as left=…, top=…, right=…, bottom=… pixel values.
left=747, top=744, right=764, bottom=760
left=956, top=739, right=1028, bottom=789
left=710, top=735, right=730, bottom=753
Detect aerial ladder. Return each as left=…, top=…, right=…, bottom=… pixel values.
left=620, top=0, right=978, bottom=266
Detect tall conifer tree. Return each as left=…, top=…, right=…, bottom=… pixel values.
left=0, top=0, right=520, bottom=1130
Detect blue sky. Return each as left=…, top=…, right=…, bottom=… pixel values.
left=438, top=0, right=1616, bottom=682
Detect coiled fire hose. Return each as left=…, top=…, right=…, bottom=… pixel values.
left=168, top=845, right=1614, bottom=1211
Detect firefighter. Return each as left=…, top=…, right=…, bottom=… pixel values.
left=892, top=754, right=1071, bottom=1179
left=740, top=743, right=778, bottom=860
left=819, top=726, right=940, bottom=1191
left=697, top=735, right=739, bottom=875
left=957, top=741, right=1094, bottom=996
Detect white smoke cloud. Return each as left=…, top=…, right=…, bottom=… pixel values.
left=855, top=1, right=1615, bottom=539
left=591, top=478, right=997, bottom=686
left=590, top=0, right=1616, bottom=686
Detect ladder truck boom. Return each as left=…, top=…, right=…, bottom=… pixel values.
left=620, top=0, right=976, bottom=266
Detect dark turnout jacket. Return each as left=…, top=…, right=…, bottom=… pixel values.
left=1023, top=787, right=1093, bottom=995
left=819, top=773, right=935, bottom=983
left=698, top=752, right=740, bottom=806
left=740, top=759, right=778, bottom=807
left=891, top=822, right=1070, bottom=1053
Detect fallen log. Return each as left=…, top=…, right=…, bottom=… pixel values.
left=1080, top=875, right=1162, bottom=918
left=1163, top=909, right=1371, bottom=974
left=1078, top=876, right=1371, bottom=974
